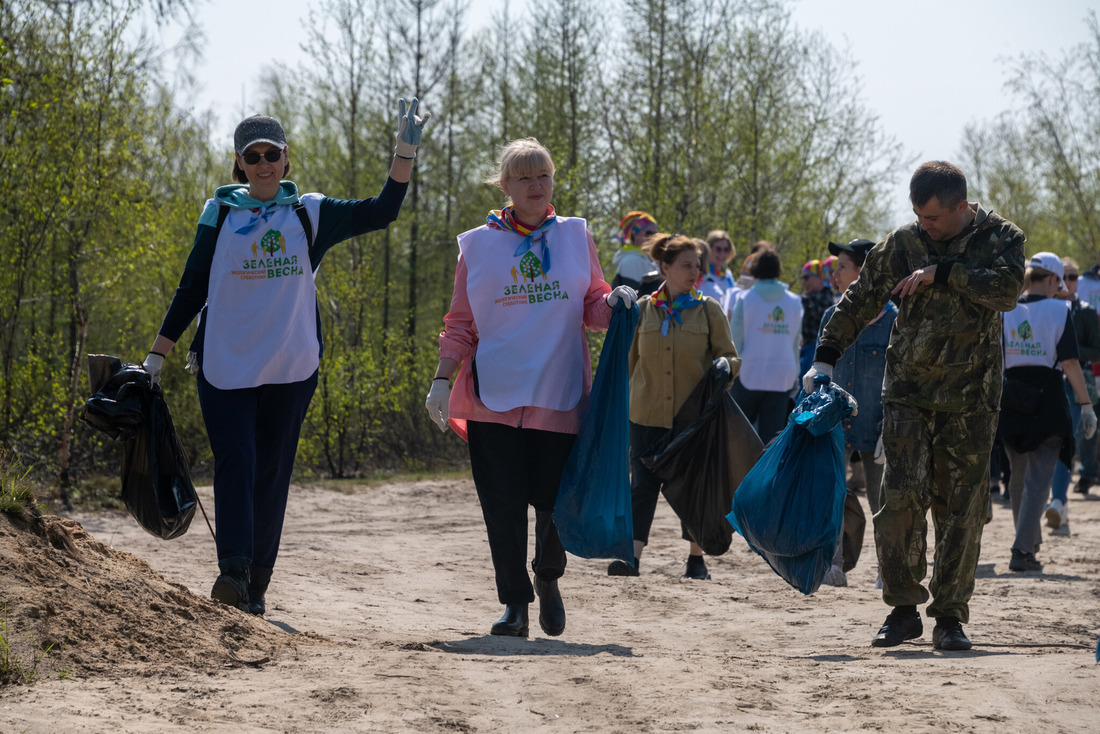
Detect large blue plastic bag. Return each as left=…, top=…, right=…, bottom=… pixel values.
left=726, top=381, right=851, bottom=594
left=554, top=300, right=639, bottom=564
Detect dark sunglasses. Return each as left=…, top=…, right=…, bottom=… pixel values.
left=241, top=149, right=284, bottom=165
left=1065, top=274, right=1079, bottom=281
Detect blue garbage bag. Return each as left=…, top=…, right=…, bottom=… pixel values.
left=554, top=300, right=638, bottom=564
left=726, top=377, right=852, bottom=594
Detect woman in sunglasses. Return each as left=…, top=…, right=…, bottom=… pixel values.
left=698, top=230, right=736, bottom=315
left=142, top=102, right=429, bottom=615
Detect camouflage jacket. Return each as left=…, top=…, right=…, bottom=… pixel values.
left=816, top=204, right=1025, bottom=413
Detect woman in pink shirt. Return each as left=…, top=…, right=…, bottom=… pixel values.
left=425, top=138, right=636, bottom=638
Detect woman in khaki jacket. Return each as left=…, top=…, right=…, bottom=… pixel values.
left=608, top=234, right=741, bottom=580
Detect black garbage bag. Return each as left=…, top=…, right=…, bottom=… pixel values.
left=79, top=354, right=150, bottom=440
left=80, top=354, right=197, bottom=540
left=641, top=360, right=764, bottom=556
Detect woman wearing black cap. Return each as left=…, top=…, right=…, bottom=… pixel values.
left=142, top=100, right=429, bottom=614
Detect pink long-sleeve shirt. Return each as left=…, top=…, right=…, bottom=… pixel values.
left=439, top=227, right=613, bottom=441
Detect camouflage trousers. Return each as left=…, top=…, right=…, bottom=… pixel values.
left=874, top=403, right=996, bottom=624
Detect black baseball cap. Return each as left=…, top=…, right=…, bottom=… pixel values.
left=828, top=238, right=876, bottom=257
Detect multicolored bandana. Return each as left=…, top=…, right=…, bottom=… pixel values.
left=487, top=205, right=557, bottom=275
left=614, top=211, right=657, bottom=244
left=651, top=282, right=705, bottom=336
left=707, top=263, right=734, bottom=287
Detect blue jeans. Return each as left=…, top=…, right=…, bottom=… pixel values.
left=1050, top=381, right=1097, bottom=503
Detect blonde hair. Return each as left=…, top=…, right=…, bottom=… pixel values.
left=484, top=138, right=555, bottom=193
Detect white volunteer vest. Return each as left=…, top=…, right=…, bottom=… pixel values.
left=203, top=194, right=322, bottom=390
left=739, top=288, right=803, bottom=391
left=1002, top=298, right=1068, bottom=370
left=458, top=217, right=591, bottom=412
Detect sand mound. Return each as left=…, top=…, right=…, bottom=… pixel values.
left=0, top=506, right=310, bottom=682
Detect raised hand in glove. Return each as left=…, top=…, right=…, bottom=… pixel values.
left=802, top=361, right=832, bottom=394
left=606, top=285, right=638, bottom=308
left=1081, top=403, right=1097, bottom=440
left=143, top=352, right=164, bottom=386
left=395, top=97, right=431, bottom=159
left=425, top=378, right=450, bottom=432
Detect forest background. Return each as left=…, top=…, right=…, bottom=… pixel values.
left=3, top=0, right=1100, bottom=504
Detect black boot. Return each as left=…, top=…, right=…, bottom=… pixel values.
left=211, top=556, right=250, bottom=611
left=490, top=604, right=529, bottom=637
left=247, top=565, right=273, bottom=616
left=534, top=576, right=566, bottom=636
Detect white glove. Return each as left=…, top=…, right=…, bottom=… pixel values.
left=606, top=285, right=638, bottom=308
left=425, top=378, right=450, bottom=432
left=873, top=434, right=885, bottom=464
left=802, top=361, right=832, bottom=394
left=143, top=352, right=164, bottom=386
left=1081, top=404, right=1097, bottom=441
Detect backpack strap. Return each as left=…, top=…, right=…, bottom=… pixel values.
left=214, top=203, right=230, bottom=240
left=293, top=200, right=314, bottom=253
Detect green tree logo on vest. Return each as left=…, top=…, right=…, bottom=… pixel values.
left=519, top=251, right=547, bottom=282
left=1017, top=320, right=1032, bottom=341
left=761, top=305, right=790, bottom=334
left=242, top=228, right=303, bottom=279
left=1007, top=319, right=1043, bottom=357
left=259, top=229, right=286, bottom=257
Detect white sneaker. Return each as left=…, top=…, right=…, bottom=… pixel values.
left=1051, top=521, right=1070, bottom=537
left=1044, top=499, right=1066, bottom=529
left=822, top=564, right=848, bottom=587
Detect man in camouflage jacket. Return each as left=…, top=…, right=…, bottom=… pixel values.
left=808, top=161, right=1025, bottom=651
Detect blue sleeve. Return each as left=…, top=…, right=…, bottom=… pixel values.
left=310, top=177, right=409, bottom=269
left=157, top=215, right=219, bottom=342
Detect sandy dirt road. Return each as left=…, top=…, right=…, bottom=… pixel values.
left=2, top=476, right=1099, bottom=733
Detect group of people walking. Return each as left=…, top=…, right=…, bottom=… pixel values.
left=141, top=102, right=1088, bottom=654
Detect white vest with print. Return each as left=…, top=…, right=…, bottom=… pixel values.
left=459, top=217, right=590, bottom=413
left=739, top=288, right=803, bottom=391
left=1002, top=298, right=1069, bottom=370
left=203, top=194, right=322, bottom=390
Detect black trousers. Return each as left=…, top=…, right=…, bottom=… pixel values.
left=630, top=422, right=692, bottom=545
left=467, top=421, right=574, bottom=605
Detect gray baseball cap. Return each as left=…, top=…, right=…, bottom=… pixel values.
left=233, top=115, right=287, bottom=154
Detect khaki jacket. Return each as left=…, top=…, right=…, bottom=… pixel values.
left=629, top=297, right=740, bottom=428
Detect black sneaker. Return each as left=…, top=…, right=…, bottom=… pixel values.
left=683, top=555, right=711, bottom=580
left=608, top=558, right=640, bottom=577
left=1074, top=476, right=1094, bottom=495
left=932, top=616, right=972, bottom=650
left=1008, top=549, right=1042, bottom=572
left=871, top=606, right=922, bottom=647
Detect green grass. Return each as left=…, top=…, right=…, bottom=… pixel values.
left=0, top=450, right=35, bottom=518
left=0, top=604, right=68, bottom=685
